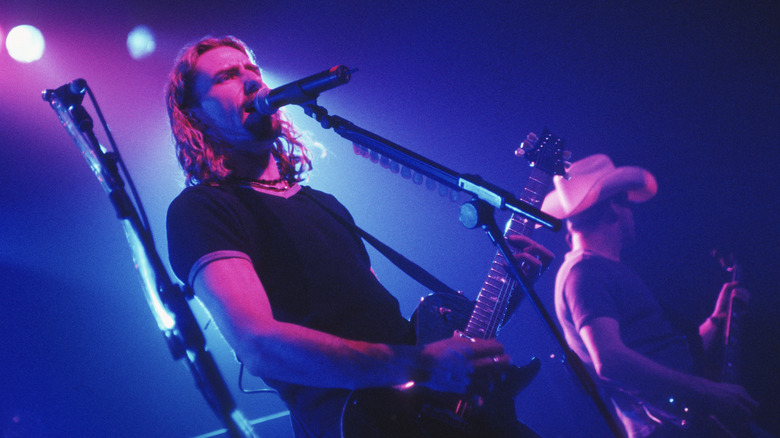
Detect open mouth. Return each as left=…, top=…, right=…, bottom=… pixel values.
left=243, top=102, right=257, bottom=114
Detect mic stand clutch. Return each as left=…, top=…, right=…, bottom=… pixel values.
left=43, top=81, right=258, bottom=438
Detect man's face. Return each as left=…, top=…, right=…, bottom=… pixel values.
left=191, top=46, right=280, bottom=150
left=613, top=199, right=636, bottom=247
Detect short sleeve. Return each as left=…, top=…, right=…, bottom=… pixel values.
left=166, top=186, right=250, bottom=286
left=562, top=260, right=621, bottom=332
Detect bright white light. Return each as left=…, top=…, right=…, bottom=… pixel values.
left=127, top=25, right=156, bottom=60
left=6, top=25, right=45, bottom=63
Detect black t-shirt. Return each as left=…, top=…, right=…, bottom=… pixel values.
left=167, top=184, right=414, bottom=437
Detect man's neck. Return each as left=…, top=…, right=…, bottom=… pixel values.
left=230, top=150, right=281, bottom=181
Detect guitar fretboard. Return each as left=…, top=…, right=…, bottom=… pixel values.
left=463, top=166, right=556, bottom=339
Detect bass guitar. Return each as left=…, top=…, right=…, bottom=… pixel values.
left=341, top=130, right=568, bottom=438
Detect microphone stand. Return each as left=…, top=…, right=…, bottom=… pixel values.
left=300, top=102, right=561, bottom=232
left=43, top=81, right=258, bottom=438
left=299, top=101, right=624, bottom=437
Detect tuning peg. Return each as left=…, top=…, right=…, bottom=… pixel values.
left=515, top=141, right=536, bottom=157
left=515, top=137, right=536, bottom=156
left=562, top=150, right=572, bottom=160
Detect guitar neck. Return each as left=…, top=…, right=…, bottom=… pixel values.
left=721, top=263, right=744, bottom=384
left=463, top=167, right=552, bottom=340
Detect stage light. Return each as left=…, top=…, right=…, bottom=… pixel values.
left=6, top=25, right=45, bottom=63
left=127, top=25, right=156, bottom=60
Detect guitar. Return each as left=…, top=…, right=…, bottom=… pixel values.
left=619, top=252, right=753, bottom=437
left=713, top=251, right=744, bottom=387
left=705, top=251, right=752, bottom=437
left=341, top=130, right=568, bottom=438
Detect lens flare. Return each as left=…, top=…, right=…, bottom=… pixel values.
left=6, top=25, right=45, bottom=63
left=127, top=25, right=156, bottom=60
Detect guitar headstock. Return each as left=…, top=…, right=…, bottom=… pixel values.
left=712, top=249, right=742, bottom=283
left=515, top=129, right=570, bottom=178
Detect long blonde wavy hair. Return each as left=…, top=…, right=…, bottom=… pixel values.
left=165, top=35, right=312, bottom=186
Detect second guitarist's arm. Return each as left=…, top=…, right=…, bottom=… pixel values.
left=580, top=316, right=758, bottom=420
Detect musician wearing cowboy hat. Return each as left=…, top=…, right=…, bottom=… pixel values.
left=542, top=154, right=759, bottom=437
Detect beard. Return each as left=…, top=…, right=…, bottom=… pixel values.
left=244, top=112, right=282, bottom=142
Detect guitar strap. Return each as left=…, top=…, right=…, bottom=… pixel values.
left=300, top=188, right=460, bottom=297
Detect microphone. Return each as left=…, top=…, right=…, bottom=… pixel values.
left=253, top=65, right=354, bottom=115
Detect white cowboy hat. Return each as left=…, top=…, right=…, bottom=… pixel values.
left=541, top=154, right=658, bottom=219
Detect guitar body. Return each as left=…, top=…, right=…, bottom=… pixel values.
left=343, top=294, right=541, bottom=438
left=414, top=292, right=474, bottom=345
left=342, top=377, right=538, bottom=438
left=341, top=130, right=566, bottom=438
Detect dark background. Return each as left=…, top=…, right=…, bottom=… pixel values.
left=2, top=1, right=778, bottom=437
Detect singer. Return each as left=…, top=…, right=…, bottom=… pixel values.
left=164, top=35, right=553, bottom=437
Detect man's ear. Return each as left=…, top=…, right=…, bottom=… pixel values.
left=186, top=107, right=212, bottom=132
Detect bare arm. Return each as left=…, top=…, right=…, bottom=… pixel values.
left=193, top=257, right=508, bottom=393
left=580, top=316, right=758, bottom=419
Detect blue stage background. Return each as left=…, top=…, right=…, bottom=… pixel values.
left=1, top=2, right=778, bottom=436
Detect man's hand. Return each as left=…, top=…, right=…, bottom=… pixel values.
left=506, top=234, right=554, bottom=281
left=700, top=380, right=759, bottom=421
left=415, top=333, right=510, bottom=394
left=710, top=281, right=750, bottom=326
left=700, top=281, right=750, bottom=355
